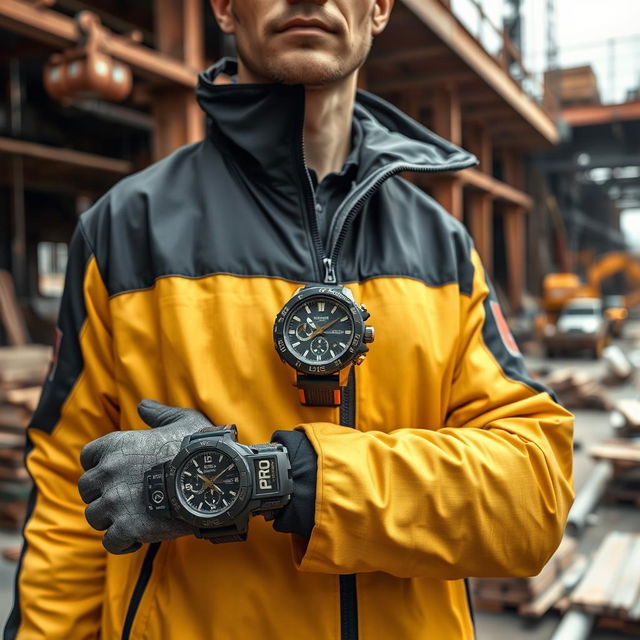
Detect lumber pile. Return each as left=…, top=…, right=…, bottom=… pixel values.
left=541, top=368, right=612, bottom=410
left=0, top=345, right=50, bottom=531
left=589, top=440, right=640, bottom=507
left=546, top=65, right=600, bottom=107
left=610, top=399, right=640, bottom=438
left=471, top=537, right=587, bottom=618
left=563, top=532, right=640, bottom=636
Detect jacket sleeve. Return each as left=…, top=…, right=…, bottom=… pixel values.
left=292, top=248, right=574, bottom=580
left=5, top=220, right=119, bottom=639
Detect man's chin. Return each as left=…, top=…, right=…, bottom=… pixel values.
left=263, top=51, right=347, bottom=86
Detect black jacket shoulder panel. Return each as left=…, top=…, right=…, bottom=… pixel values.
left=80, top=139, right=316, bottom=297
left=79, top=64, right=479, bottom=298
left=340, top=176, right=475, bottom=295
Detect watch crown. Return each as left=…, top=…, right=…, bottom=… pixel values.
left=364, top=326, right=375, bottom=344
left=354, top=353, right=367, bottom=366
left=360, top=304, right=370, bottom=320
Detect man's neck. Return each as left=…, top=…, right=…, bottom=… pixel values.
left=302, top=75, right=357, bottom=182
left=237, top=62, right=358, bottom=182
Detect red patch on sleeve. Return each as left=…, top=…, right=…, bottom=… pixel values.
left=490, top=301, right=520, bottom=356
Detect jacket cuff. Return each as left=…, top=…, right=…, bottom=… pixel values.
left=270, top=429, right=317, bottom=539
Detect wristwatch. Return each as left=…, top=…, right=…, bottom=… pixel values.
left=273, top=285, right=374, bottom=407
left=144, top=426, right=293, bottom=543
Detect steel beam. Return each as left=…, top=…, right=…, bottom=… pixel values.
left=562, top=100, right=640, bottom=127
left=0, top=136, right=132, bottom=174
left=460, top=168, right=533, bottom=209
left=0, top=0, right=197, bottom=87
left=401, top=0, right=559, bottom=145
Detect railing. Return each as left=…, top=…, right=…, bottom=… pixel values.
left=444, top=0, right=545, bottom=102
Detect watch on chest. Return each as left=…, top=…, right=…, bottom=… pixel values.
left=273, top=285, right=375, bottom=406
left=145, top=426, right=293, bottom=543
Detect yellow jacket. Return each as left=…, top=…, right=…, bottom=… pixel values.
left=7, top=59, right=574, bottom=640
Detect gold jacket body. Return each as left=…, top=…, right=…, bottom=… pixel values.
left=7, top=59, right=574, bottom=640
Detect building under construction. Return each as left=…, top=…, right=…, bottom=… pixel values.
left=0, top=0, right=563, bottom=343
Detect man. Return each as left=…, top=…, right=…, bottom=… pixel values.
left=6, top=0, right=574, bottom=638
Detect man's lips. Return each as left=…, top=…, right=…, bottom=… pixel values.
left=277, top=18, right=335, bottom=33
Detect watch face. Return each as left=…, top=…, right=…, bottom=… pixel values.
left=284, top=296, right=355, bottom=365
left=177, top=450, right=241, bottom=515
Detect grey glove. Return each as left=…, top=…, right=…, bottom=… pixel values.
left=78, top=399, right=218, bottom=554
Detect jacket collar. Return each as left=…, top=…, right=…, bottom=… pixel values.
left=195, top=58, right=477, bottom=186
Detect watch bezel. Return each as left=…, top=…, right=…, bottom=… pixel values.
left=166, top=439, right=252, bottom=529
left=273, top=285, right=366, bottom=375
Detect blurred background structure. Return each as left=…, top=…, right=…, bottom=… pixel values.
left=1, top=1, right=640, bottom=638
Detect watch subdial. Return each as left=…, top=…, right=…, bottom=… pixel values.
left=184, top=475, right=206, bottom=495
left=203, top=487, right=222, bottom=510
left=295, top=323, right=314, bottom=341
left=310, top=336, right=329, bottom=357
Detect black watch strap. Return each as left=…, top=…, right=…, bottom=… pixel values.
left=197, top=518, right=249, bottom=544
left=296, top=373, right=342, bottom=406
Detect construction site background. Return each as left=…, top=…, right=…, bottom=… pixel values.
left=1, top=1, right=640, bottom=638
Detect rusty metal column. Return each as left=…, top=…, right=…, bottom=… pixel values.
left=504, top=204, right=525, bottom=312
left=431, top=86, right=463, bottom=219
left=468, top=191, right=493, bottom=276
left=466, top=122, right=492, bottom=174
left=9, top=58, right=27, bottom=298
left=152, top=0, right=204, bottom=160
left=502, top=148, right=526, bottom=311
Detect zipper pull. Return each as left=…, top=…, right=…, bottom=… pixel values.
left=323, top=258, right=337, bottom=284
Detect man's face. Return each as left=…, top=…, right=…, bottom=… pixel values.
left=210, top=0, right=394, bottom=86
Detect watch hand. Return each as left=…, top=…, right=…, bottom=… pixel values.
left=308, top=317, right=340, bottom=339
left=306, top=317, right=317, bottom=329
left=209, top=465, right=233, bottom=484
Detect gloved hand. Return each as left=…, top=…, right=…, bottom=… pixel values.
left=78, top=399, right=219, bottom=554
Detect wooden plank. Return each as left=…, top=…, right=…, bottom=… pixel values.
left=0, top=137, right=132, bottom=175
left=0, top=387, right=41, bottom=412
left=0, top=405, right=31, bottom=430
left=0, top=271, right=28, bottom=346
left=610, top=536, right=640, bottom=616
left=459, top=168, right=533, bottom=209
left=519, top=556, right=588, bottom=618
left=589, top=443, right=640, bottom=465
left=571, top=532, right=633, bottom=613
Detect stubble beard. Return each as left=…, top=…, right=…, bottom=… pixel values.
left=236, top=37, right=372, bottom=87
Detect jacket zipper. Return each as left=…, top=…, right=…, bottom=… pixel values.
left=339, top=368, right=358, bottom=640
left=298, top=115, right=327, bottom=283
left=324, top=161, right=475, bottom=285
left=121, top=543, right=161, bottom=640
